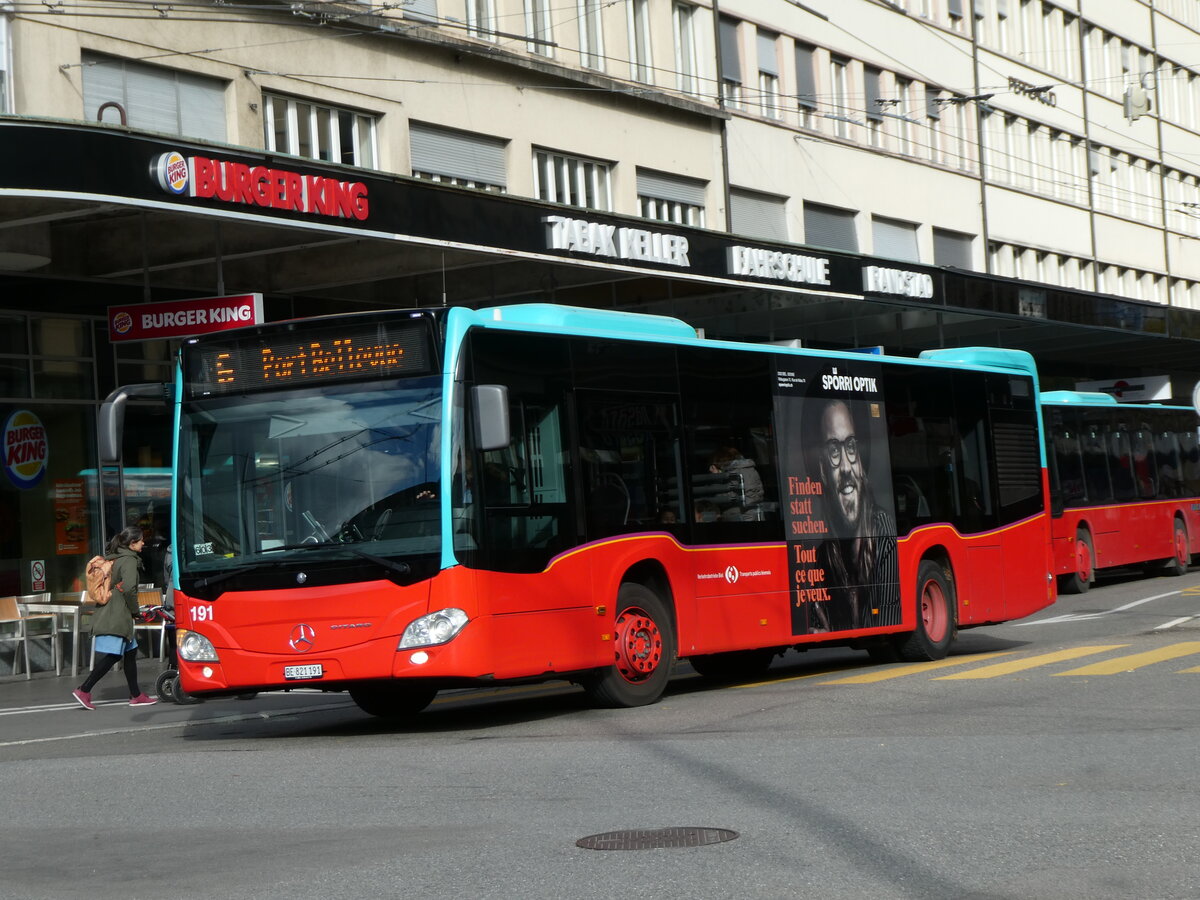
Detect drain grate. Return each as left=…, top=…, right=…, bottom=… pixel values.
left=575, top=827, right=739, bottom=851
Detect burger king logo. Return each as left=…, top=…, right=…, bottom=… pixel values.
left=3, top=410, right=48, bottom=490
left=154, top=151, right=190, bottom=195
left=112, top=311, right=134, bottom=335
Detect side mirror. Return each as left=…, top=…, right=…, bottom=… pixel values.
left=98, top=383, right=172, bottom=463
left=472, top=384, right=510, bottom=451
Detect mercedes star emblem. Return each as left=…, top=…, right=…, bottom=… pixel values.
left=289, top=623, right=316, bottom=652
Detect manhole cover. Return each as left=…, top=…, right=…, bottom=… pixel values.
left=576, top=827, right=739, bottom=851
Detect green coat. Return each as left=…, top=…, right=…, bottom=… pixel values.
left=88, top=547, right=142, bottom=640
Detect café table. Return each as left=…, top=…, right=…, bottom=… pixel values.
left=22, top=592, right=92, bottom=678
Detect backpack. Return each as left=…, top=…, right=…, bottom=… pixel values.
left=85, top=555, right=114, bottom=606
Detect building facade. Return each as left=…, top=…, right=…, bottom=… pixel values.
left=1, top=0, right=1200, bottom=599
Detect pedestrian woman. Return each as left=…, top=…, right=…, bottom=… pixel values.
left=71, top=526, right=158, bottom=709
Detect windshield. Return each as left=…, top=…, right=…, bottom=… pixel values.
left=178, top=376, right=442, bottom=574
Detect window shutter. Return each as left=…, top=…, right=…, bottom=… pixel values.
left=948, top=0, right=963, bottom=15
left=719, top=17, right=741, bottom=83
left=757, top=32, right=778, bottom=76
left=729, top=188, right=787, bottom=241
left=872, top=216, right=919, bottom=262
left=178, top=72, right=227, bottom=142
left=933, top=228, right=973, bottom=269
left=795, top=43, right=817, bottom=110
left=803, top=203, right=858, bottom=251
left=865, top=67, right=883, bottom=122
left=82, top=55, right=126, bottom=123
left=410, top=122, right=508, bottom=186
left=637, top=169, right=706, bottom=206
left=406, top=0, right=437, bottom=21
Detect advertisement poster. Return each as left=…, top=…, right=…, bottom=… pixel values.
left=773, top=358, right=900, bottom=635
left=54, top=478, right=87, bottom=555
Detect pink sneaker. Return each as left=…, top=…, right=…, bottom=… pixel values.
left=128, top=693, right=158, bottom=707
left=71, top=689, right=95, bottom=710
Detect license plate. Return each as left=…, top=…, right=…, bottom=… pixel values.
left=283, top=664, right=324, bottom=680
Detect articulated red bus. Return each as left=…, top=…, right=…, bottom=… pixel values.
left=102, top=304, right=1056, bottom=717
left=1043, top=390, right=1200, bottom=593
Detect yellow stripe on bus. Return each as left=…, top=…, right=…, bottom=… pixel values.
left=1054, top=641, right=1200, bottom=676
left=935, top=645, right=1128, bottom=679
left=819, top=651, right=1015, bottom=684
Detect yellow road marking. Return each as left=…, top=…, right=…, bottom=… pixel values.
left=935, top=645, right=1128, bottom=679
left=1179, top=665, right=1200, bottom=673
left=819, top=651, right=1015, bottom=684
left=1054, top=641, right=1200, bottom=676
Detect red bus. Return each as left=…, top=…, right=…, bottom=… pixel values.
left=102, top=304, right=1055, bottom=717
left=1043, top=390, right=1200, bottom=593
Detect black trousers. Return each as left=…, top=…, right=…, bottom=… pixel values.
left=79, top=648, right=140, bottom=697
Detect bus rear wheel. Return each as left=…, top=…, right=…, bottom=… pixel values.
left=1058, top=528, right=1093, bottom=594
left=581, top=582, right=675, bottom=708
left=895, top=560, right=955, bottom=662
left=349, top=683, right=438, bottom=719
left=689, top=648, right=776, bottom=683
left=1166, top=519, right=1190, bottom=577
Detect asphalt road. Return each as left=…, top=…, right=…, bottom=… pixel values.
left=2, top=567, right=1199, bottom=900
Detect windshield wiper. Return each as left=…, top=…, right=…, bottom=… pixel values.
left=345, top=547, right=412, bottom=580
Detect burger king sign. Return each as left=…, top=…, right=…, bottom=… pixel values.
left=3, top=410, right=48, bottom=490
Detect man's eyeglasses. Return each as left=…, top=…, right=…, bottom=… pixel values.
left=824, top=436, right=858, bottom=466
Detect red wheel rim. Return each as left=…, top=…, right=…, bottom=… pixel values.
left=1075, top=539, right=1092, bottom=583
left=1176, top=526, right=1189, bottom=567
left=614, top=606, right=662, bottom=684
left=919, top=578, right=948, bottom=644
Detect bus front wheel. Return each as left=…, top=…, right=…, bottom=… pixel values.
left=1058, top=529, right=1093, bottom=594
left=581, top=583, right=675, bottom=708
left=895, top=560, right=955, bottom=662
left=349, top=683, right=437, bottom=719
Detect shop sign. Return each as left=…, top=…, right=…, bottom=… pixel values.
left=862, top=265, right=935, bottom=299
left=108, top=294, right=265, bottom=342
left=31, top=559, right=45, bottom=592
left=543, top=215, right=691, bottom=267
left=727, top=246, right=832, bottom=286
left=1076, top=375, right=1171, bottom=402
left=54, top=478, right=87, bottom=555
left=3, top=409, right=47, bottom=490
left=152, top=150, right=369, bottom=221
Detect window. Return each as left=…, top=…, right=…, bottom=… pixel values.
left=533, top=149, right=612, bottom=210
left=718, top=17, right=742, bottom=108
left=628, top=0, right=652, bottom=82
left=933, top=228, right=973, bottom=269
left=925, top=87, right=942, bottom=162
left=82, top=53, right=226, bottom=142
left=467, top=0, right=497, bottom=40
left=637, top=169, right=706, bottom=226
left=830, top=56, right=851, bottom=139
left=872, top=216, right=919, bottom=262
left=864, top=67, right=884, bottom=147
left=673, top=3, right=699, bottom=96
left=526, top=0, right=553, bottom=56
left=579, top=0, right=605, bottom=70
left=263, top=94, right=377, bottom=168
left=795, top=43, right=818, bottom=128
left=895, top=77, right=915, bottom=155
left=0, top=16, right=9, bottom=114
left=948, top=0, right=964, bottom=32
left=757, top=31, right=780, bottom=119
left=410, top=122, right=507, bottom=192
left=729, top=188, right=787, bottom=241
left=804, top=202, right=858, bottom=252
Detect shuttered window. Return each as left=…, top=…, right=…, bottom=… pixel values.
left=406, top=0, right=437, bottom=21
left=795, top=43, right=817, bottom=110
left=637, top=169, right=706, bottom=226
left=729, top=188, right=787, bottom=241
left=82, top=53, right=226, bottom=142
left=933, top=228, right=973, bottom=269
left=410, top=122, right=507, bottom=191
left=872, top=216, right=919, bottom=262
left=719, top=17, right=741, bottom=83
left=803, top=202, right=858, bottom=251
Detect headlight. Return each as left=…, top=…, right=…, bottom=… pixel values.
left=178, top=629, right=219, bottom=662
left=399, top=608, right=469, bottom=649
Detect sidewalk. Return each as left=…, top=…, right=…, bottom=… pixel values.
left=0, top=654, right=171, bottom=711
